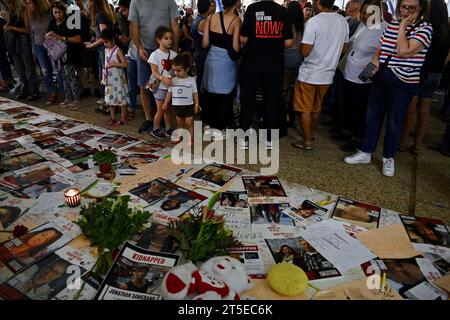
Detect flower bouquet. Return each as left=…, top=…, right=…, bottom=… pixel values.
left=169, top=192, right=240, bottom=264
left=76, top=195, right=151, bottom=275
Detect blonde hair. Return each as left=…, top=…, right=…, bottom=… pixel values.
left=1, top=0, right=27, bottom=19
left=28, top=0, right=51, bottom=18
left=90, top=0, right=116, bottom=28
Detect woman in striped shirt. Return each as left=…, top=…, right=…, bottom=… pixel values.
left=344, top=0, right=432, bottom=177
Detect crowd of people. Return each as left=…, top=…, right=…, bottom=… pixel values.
left=0, top=0, right=449, bottom=177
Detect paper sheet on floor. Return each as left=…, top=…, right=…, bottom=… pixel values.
left=355, top=224, right=421, bottom=259
left=302, top=220, right=376, bottom=272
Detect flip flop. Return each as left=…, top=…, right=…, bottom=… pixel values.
left=291, top=141, right=313, bottom=150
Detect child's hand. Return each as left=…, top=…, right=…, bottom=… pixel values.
left=194, top=104, right=200, bottom=114
left=162, top=77, right=173, bottom=87
left=162, top=103, right=168, bottom=110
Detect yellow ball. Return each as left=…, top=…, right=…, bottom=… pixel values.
left=267, top=263, right=309, bottom=296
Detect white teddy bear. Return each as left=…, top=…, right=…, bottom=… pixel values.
left=160, top=256, right=253, bottom=300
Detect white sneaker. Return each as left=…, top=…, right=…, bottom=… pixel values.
left=236, top=137, right=249, bottom=150
left=344, top=150, right=372, bottom=164
left=382, top=157, right=395, bottom=177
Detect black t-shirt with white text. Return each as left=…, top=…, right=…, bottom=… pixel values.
left=241, top=1, right=293, bottom=61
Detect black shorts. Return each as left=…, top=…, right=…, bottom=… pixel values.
left=174, top=104, right=194, bottom=118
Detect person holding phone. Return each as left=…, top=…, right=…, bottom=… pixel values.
left=344, top=0, right=433, bottom=177
left=339, top=0, right=387, bottom=152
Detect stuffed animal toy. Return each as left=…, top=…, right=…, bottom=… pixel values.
left=160, top=256, right=253, bottom=300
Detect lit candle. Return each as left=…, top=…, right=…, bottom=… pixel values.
left=64, top=188, right=81, bottom=207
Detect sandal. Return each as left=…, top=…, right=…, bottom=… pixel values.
left=291, top=141, right=313, bottom=150
left=114, top=120, right=126, bottom=126
left=107, top=119, right=115, bottom=126
left=126, top=111, right=135, bottom=121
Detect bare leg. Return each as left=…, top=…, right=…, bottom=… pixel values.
left=110, top=105, right=115, bottom=122
left=311, top=111, right=321, bottom=131
left=400, top=96, right=418, bottom=148
left=140, top=87, right=152, bottom=121
left=414, top=98, right=432, bottom=148
left=185, top=116, right=194, bottom=145
left=300, top=112, right=313, bottom=145
left=153, top=100, right=165, bottom=130
left=163, top=109, right=172, bottom=130
left=120, top=105, right=127, bottom=123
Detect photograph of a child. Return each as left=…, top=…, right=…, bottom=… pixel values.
left=2, top=152, right=46, bottom=171
left=242, top=176, right=287, bottom=199
left=250, top=204, right=294, bottom=226
left=0, top=254, right=79, bottom=300
left=331, top=197, right=380, bottom=229
left=189, top=164, right=241, bottom=188
left=265, top=237, right=341, bottom=280
left=401, top=216, right=450, bottom=247
left=220, top=191, right=248, bottom=208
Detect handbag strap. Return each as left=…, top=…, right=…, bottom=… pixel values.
left=106, top=45, right=119, bottom=65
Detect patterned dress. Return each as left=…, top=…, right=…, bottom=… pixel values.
left=103, top=45, right=130, bottom=106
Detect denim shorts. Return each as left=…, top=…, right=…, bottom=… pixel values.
left=153, top=88, right=168, bottom=101
left=137, top=48, right=155, bottom=87
left=418, top=72, right=442, bottom=99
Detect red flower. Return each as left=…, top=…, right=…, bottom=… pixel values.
left=13, top=225, right=28, bottom=238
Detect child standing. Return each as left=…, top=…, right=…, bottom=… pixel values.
left=148, top=27, right=177, bottom=140
left=162, top=53, right=200, bottom=146
left=101, top=29, right=129, bottom=126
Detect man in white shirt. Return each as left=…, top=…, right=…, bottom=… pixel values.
left=291, top=0, right=349, bottom=151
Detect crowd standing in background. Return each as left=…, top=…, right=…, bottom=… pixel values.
left=0, top=0, right=449, bottom=176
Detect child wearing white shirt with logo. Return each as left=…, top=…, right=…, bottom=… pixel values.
left=162, top=53, right=199, bottom=146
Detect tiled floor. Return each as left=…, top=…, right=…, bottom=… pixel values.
left=3, top=92, right=449, bottom=224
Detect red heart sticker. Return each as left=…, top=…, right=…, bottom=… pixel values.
left=161, top=59, right=173, bottom=72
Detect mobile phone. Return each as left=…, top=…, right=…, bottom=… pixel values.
left=358, top=62, right=376, bottom=83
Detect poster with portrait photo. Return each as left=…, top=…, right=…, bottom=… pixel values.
left=242, top=176, right=288, bottom=204
left=129, top=178, right=176, bottom=206
left=146, top=184, right=207, bottom=218
left=66, top=128, right=106, bottom=144
left=95, top=242, right=180, bottom=300
left=46, top=119, right=84, bottom=131
left=16, top=176, right=73, bottom=199
left=0, top=195, right=36, bottom=230
left=1, top=151, right=46, bottom=172
left=118, top=154, right=159, bottom=175
left=400, top=215, right=450, bottom=256
left=0, top=251, right=88, bottom=300
left=131, top=222, right=177, bottom=254
left=1, top=106, right=33, bottom=117
left=185, top=163, right=242, bottom=191
left=0, top=165, right=56, bottom=189
left=250, top=203, right=294, bottom=226
left=120, top=141, right=165, bottom=155
left=265, top=236, right=342, bottom=281
left=225, top=245, right=266, bottom=279
left=0, top=141, right=26, bottom=156
left=95, top=134, right=139, bottom=149
left=0, top=128, right=35, bottom=142
left=361, top=258, right=446, bottom=299
left=220, top=191, right=249, bottom=210
left=331, top=197, right=381, bottom=229
left=50, top=143, right=93, bottom=165
left=0, top=218, right=81, bottom=273
left=283, top=200, right=329, bottom=228
left=12, top=111, right=40, bottom=120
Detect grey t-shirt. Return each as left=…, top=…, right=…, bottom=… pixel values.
left=29, top=13, right=52, bottom=46
left=128, top=0, right=179, bottom=50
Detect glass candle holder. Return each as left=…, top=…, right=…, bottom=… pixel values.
left=64, top=188, right=81, bottom=207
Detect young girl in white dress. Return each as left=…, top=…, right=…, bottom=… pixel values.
left=100, top=29, right=129, bottom=126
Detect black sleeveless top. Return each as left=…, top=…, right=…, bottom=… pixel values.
left=209, top=14, right=238, bottom=49
left=9, top=13, right=25, bottom=28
